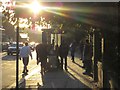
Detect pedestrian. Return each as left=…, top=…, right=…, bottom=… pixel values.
left=59, top=40, right=69, bottom=71
left=19, top=42, right=32, bottom=74
left=55, top=44, right=60, bottom=68
left=52, top=39, right=55, bottom=47
left=83, top=39, right=92, bottom=75
left=79, top=40, right=84, bottom=60
left=70, top=41, right=76, bottom=62
left=36, top=43, right=48, bottom=75
left=82, top=43, right=86, bottom=68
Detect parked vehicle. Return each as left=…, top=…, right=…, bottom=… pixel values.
left=2, top=42, right=9, bottom=52
left=7, top=43, right=23, bottom=55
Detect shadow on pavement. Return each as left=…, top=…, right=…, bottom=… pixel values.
left=67, top=71, right=91, bottom=89
left=71, top=60, right=93, bottom=78
left=74, top=62, right=83, bottom=68
left=19, top=73, right=27, bottom=88
left=37, top=69, right=90, bottom=88
left=18, top=73, right=34, bottom=89
left=68, top=66, right=93, bottom=83
left=2, top=55, right=17, bottom=61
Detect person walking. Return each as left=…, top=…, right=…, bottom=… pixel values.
left=59, top=40, right=69, bottom=71
left=70, top=41, right=76, bottom=62
left=55, top=44, right=60, bottom=69
left=19, top=42, right=32, bottom=74
left=36, top=43, right=48, bottom=75
left=79, top=40, right=84, bottom=60
left=82, top=41, right=86, bottom=68
left=83, top=39, right=92, bottom=75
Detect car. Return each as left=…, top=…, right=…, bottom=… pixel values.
left=7, top=43, right=23, bottom=55
left=2, top=42, right=9, bottom=52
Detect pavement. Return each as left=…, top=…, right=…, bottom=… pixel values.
left=6, top=52, right=99, bottom=89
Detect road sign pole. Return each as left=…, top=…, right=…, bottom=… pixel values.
left=16, top=17, right=19, bottom=89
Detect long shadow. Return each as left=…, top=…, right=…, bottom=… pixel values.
left=2, top=55, right=16, bottom=61
left=67, top=54, right=84, bottom=69
left=67, top=66, right=93, bottom=83
left=67, top=71, right=92, bottom=89
left=74, top=62, right=83, bottom=68
left=19, top=73, right=26, bottom=88
left=37, top=69, right=91, bottom=89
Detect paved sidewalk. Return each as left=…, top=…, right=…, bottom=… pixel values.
left=9, top=55, right=98, bottom=89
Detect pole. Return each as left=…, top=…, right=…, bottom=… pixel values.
left=92, top=29, right=99, bottom=82
left=102, top=34, right=108, bottom=88
left=93, top=30, right=98, bottom=82
left=16, top=17, right=19, bottom=89
left=101, top=37, right=104, bottom=88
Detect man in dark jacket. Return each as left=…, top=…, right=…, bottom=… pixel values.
left=70, top=41, right=76, bottom=62
left=83, top=39, right=92, bottom=75
left=36, top=43, right=48, bottom=75
left=59, top=41, right=69, bottom=71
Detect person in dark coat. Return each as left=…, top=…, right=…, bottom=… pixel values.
left=36, top=43, right=48, bottom=75
left=83, top=39, right=92, bottom=75
left=79, top=40, right=84, bottom=60
left=70, top=41, right=76, bottom=62
left=55, top=44, right=60, bottom=68
left=59, top=41, right=69, bottom=71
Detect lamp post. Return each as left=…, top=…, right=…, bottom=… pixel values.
left=16, top=17, right=19, bottom=89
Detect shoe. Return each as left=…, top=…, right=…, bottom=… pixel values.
left=82, top=66, right=85, bottom=68
left=83, top=72, right=91, bottom=75
left=72, top=61, right=75, bottom=63
left=26, top=70, right=29, bottom=72
left=65, top=68, right=68, bottom=71
left=88, top=73, right=93, bottom=77
left=22, top=70, right=25, bottom=73
left=25, top=72, right=28, bottom=75
left=83, top=72, right=88, bottom=75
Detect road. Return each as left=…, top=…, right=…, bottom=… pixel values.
left=2, top=51, right=37, bottom=88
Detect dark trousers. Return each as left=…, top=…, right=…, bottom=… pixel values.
left=84, top=59, right=92, bottom=74
left=60, top=57, right=67, bottom=70
left=40, top=57, right=47, bottom=74
left=80, top=49, right=83, bottom=60
left=22, top=57, right=29, bottom=72
left=71, top=52, right=75, bottom=62
left=56, top=56, right=60, bottom=68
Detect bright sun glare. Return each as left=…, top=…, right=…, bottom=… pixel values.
left=30, top=1, right=42, bottom=14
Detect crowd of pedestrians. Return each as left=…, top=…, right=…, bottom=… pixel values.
left=19, top=39, right=93, bottom=76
